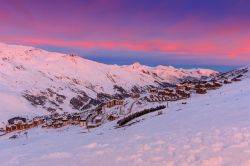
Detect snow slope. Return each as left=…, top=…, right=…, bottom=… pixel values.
left=0, top=68, right=249, bottom=166
left=0, top=42, right=216, bottom=125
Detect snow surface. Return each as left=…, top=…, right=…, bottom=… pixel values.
left=0, top=42, right=216, bottom=125
left=0, top=69, right=250, bottom=166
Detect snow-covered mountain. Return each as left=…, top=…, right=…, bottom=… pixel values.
left=1, top=42, right=250, bottom=166
left=0, top=65, right=249, bottom=166
left=0, top=42, right=216, bottom=125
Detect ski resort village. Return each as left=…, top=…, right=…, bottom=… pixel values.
left=0, top=43, right=250, bottom=166
left=0, top=67, right=247, bottom=137
left=2, top=0, right=250, bottom=165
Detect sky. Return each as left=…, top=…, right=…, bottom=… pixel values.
left=0, top=0, right=250, bottom=67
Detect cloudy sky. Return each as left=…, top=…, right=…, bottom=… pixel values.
left=0, top=0, right=250, bottom=66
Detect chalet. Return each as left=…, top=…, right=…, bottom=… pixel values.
left=87, top=122, right=97, bottom=129
left=16, top=123, right=21, bottom=130
left=105, top=99, right=124, bottom=108
left=33, top=118, right=44, bottom=126
left=72, top=114, right=81, bottom=121
left=80, top=118, right=87, bottom=127
left=11, top=125, right=16, bottom=131
left=196, top=88, right=207, bottom=94
left=48, top=123, right=53, bottom=128
left=20, top=123, right=26, bottom=130
left=26, top=123, right=31, bottom=129
left=62, top=117, right=70, bottom=126
left=58, top=122, right=63, bottom=128
left=108, top=114, right=119, bottom=121
left=42, top=119, right=53, bottom=128
left=176, top=89, right=190, bottom=98
left=14, top=120, right=24, bottom=130
left=94, top=116, right=102, bottom=124
left=53, top=122, right=63, bottom=128
left=6, top=125, right=12, bottom=132
left=45, top=123, right=53, bottom=129
left=27, top=121, right=34, bottom=129
left=23, top=123, right=29, bottom=129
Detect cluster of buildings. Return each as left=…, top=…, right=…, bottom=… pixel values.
left=2, top=103, right=123, bottom=136
left=3, top=111, right=106, bottom=135
left=102, top=99, right=123, bottom=121
left=5, top=117, right=44, bottom=133
left=41, top=112, right=104, bottom=129
left=104, top=99, right=124, bottom=108
left=2, top=68, right=247, bottom=137
left=145, top=76, right=243, bottom=102
left=146, top=87, right=191, bottom=102
left=1, top=97, right=126, bottom=137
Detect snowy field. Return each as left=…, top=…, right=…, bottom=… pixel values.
left=0, top=74, right=250, bottom=166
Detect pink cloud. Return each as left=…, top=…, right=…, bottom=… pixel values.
left=1, top=32, right=250, bottom=62
left=0, top=37, right=242, bottom=55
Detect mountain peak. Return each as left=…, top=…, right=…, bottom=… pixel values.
left=130, top=62, right=143, bottom=69
left=155, top=65, right=175, bottom=70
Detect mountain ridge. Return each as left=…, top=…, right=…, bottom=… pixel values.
left=0, top=42, right=217, bottom=125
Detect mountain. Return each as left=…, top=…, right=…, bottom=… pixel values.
left=0, top=65, right=249, bottom=166
left=0, top=42, right=216, bottom=126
